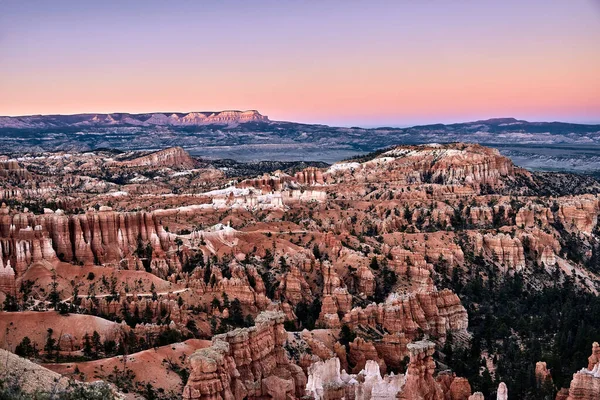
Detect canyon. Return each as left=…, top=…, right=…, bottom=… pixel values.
left=0, top=143, right=598, bottom=399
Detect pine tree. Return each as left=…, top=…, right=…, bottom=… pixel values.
left=15, top=336, right=35, bottom=358
left=211, top=297, right=221, bottom=311
left=92, top=331, right=102, bottom=358
left=3, top=294, right=18, bottom=311
left=229, top=298, right=244, bottom=327
left=151, top=282, right=157, bottom=301
left=44, top=328, right=56, bottom=360
left=222, top=292, right=230, bottom=309
left=203, top=264, right=212, bottom=284
left=49, top=269, right=60, bottom=310
left=83, top=333, right=93, bottom=358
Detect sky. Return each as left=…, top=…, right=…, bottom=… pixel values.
left=1, top=0, right=599, bottom=127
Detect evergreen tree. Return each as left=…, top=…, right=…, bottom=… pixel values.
left=150, top=283, right=157, bottom=301
left=82, top=333, right=93, bottom=358
left=92, top=331, right=102, bottom=357
left=3, top=294, right=18, bottom=311
left=44, top=328, right=56, bottom=361
left=15, top=336, right=36, bottom=358
left=203, top=265, right=212, bottom=284
left=229, top=298, right=244, bottom=327
left=49, top=269, right=60, bottom=310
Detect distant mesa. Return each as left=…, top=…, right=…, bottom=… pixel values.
left=0, top=110, right=269, bottom=129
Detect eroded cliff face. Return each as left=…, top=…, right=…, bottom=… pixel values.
left=343, top=289, right=468, bottom=341
left=0, top=160, right=30, bottom=180
left=183, top=311, right=306, bottom=400
left=470, top=232, right=525, bottom=272
left=0, top=206, right=173, bottom=277
left=325, top=143, right=523, bottom=188
left=117, top=147, right=198, bottom=169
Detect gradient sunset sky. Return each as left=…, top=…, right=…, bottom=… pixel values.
left=1, top=0, right=599, bottom=126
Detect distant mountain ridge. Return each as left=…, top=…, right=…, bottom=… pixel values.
left=0, top=112, right=598, bottom=172
left=0, top=110, right=268, bottom=128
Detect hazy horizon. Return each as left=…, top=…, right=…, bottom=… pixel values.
left=2, top=110, right=599, bottom=129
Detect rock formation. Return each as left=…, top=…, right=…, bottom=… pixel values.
left=397, top=340, right=444, bottom=400
left=0, top=160, right=30, bottom=180
left=557, top=197, right=599, bottom=235
left=563, top=342, right=600, bottom=400
left=343, top=290, right=468, bottom=341
left=0, top=141, right=596, bottom=399
left=496, top=382, right=507, bottom=400
left=305, top=340, right=465, bottom=400
left=436, top=372, right=472, bottom=400
left=183, top=311, right=306, bottom=399
left=535, top=361, right=552, bottom=388
left=0, top=207, right=173, bottom=278
left=468, top=394, right=485, bottom=400
left=348, top=337, right=387, bottom=374
left=325, top=143, right=522, bottom=188
left=471, top=233, right=525, bottom=272
left=295, top=167, right=324, bottom=186
left=118, top=146, right=198, bottom=169
left=306, top=357, right=403, bottom=400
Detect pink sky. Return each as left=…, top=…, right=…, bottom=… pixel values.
left=1, top=0, right=599, bottom=126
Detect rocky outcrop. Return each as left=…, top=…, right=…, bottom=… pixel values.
left=183, top=311, right=306, bottom=400
left=239, top=172, right=294, bottom=192
left=496, top=382, right=507, bottom=400
left=557, top=197, right=599, bottom=235
left=318, top=262, right=353, bottom=328
left=78, top=295, right=190, bottom=326
left=448, top=377, right=472, bottom=400
left=535, top=361, right=552, bottom=388
left=0, top=160, right=30, bottom=180
left=436, top=372, right=471, bottom=400
left=279, top=266, right=312, bottom=305
left=119, top=147, right=198, bottom=169
left=343, top=290, right=468, bottom=340
left=398, top=340, right=444, bottom=400
left=2, top=110, right=268, bottom=128
left=0, top=207, right=173, bottom=276
left=348, top=337, right=386, bottom=374
left=198, top=262, right=271, bottom=312
left=305, top=341, right=470, bottom=400
left=471, top=232, right=525, bottom=272
left=161, top=110, right=268, bottom=125
left=305, top=357, right=404, bottom=400
left=295, top=168, right=324, bottom=186
left=588, top=342, right=600, bottom=370
left=373, top=333, right=411, bottom=371
left=468, top=394, right=485, bottom=400
left=356, top=264, right=376, bottom=296
left=0, top=260, right=15, bottom=295
left=515, top=203, right=554, bottom=229
left=563, top=342, right=600, bottom=400
left=326, top=143, right=521, bottom=189
left=0, top=206, right=59, bottom=277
